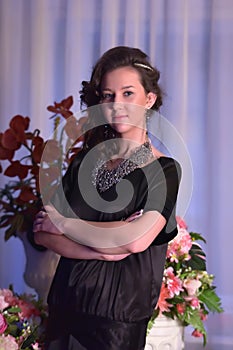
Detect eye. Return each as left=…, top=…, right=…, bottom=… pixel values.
left=101, top=93, right=114, bottom=101
left=123, top=91, right=133, bottom=97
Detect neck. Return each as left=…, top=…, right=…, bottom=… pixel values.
left=117, top=130, right=148, bottom=158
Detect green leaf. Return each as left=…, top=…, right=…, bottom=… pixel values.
left=7, top=306, right=21, bottom=313
left=6, top=323, right=20, bottom=337
left=184, top=309, right=204, bottom=330
left=184, top=309, right=207, bottom=346
left=4, top=214, right=24, bottom=240
left=147, top=309, right=160, bottom=334
left=190, top=232, right=206, bottom=243
left=0, top=214, right=11, bottom=226
left=187, top=243, right=206, bottom=270
left=199, top=289, right=224, bottom=313
left=21, top=329, right=38, bottom=349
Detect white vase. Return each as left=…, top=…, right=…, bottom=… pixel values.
left=19, top=232, right=59, bottom=303
left=145, top=315, right=185, bottom=350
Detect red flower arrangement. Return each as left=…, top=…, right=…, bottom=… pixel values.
left=0, top=96, right=86, bottom=248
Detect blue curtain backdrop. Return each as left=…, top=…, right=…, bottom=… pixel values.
left=0, top=0, right=233, bottom=347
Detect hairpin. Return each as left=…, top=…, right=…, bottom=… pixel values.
left=134, top=62, right=154, bottom=72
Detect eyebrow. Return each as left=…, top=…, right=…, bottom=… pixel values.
left=102, top=85, right=135, bottom=91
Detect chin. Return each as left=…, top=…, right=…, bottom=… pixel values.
left=111, top=124, right=132, bottom=135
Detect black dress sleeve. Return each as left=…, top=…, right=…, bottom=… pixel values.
left=143, top=157, right=182, bottom=245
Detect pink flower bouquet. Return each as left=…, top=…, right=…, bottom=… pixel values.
left=148, top=217, right=223, bottom=346
left=0, top=287, right=47, bottom=349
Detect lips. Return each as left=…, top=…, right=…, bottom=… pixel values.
left=112, top=115, right=128, bottom=122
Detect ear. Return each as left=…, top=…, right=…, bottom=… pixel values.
left=146, top=92, right=157, bottom=109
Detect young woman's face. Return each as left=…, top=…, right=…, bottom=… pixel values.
left=100, top=66, right=156, bottom=138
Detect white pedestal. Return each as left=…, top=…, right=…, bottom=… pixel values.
left=20, top=234, right=59, bottom=302
left=145, top=316, right=185, bottom=350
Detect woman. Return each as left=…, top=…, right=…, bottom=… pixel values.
left=34, top=46, right=181, bottom=350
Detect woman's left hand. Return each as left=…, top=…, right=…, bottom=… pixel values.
left=125, top=209, right=143, bottom=222
left=100, top=253, right=131, bottom=261
left=33, top=205, right=64, bottom=235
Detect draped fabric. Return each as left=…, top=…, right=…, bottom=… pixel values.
left=0, top=0, right=233, bottom=346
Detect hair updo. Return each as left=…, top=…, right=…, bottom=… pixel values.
left=80, top=46, right=163, bottom=111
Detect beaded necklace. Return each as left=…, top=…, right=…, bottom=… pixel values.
left=92, top=140, right=154, bottom=192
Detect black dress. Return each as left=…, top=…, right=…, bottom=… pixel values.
left=45, top=150, right=181, bottom=350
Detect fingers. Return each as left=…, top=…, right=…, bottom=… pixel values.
left=33, top=222, right=41, bottom=232
left=101, top=253, right=130, bottom=261
left=36, top=211, right=47, bottom=218
left=34, top=210, right=48, bottom=232
left=44, top=204, right=56, bottom=213
left=125, top=209, right=143, bottom=222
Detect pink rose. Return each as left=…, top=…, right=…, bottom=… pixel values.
left=0, top=296, right=9, bottom=311
left=0, top=289, right=14, bottom=310
left=0, top=314, right=7, bottom=334
left=183, top=279, right=202, bottom=296
left=190, top=297, right=200, bottom=309
left=0, top=334, right=18, bottom=349
left=0, top=289, right=13, bottom=300
left=0, top=289, right=17, bottom=309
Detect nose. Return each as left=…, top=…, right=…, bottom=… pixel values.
left=112, top=95, right=124, bottom=112
left=112, top=102, right=124, bottom=112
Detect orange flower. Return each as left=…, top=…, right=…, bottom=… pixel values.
left=18, top=186, right=38, bottom=202
left=156, top=283, right=172, bottom=313
left=47, top=96, right=74, bottom=119
left=4, top=161, right=31, bottom=180
left=0, top=144, right=14, bottom=160
left=1, top=116, right=30, bottom=151
left=32, top=142, right=45, bottom=164
left=30, top=164, right=40, bottom=176
left=1, top=129, right=21, bottom=150
left=9, top=115, right=30, bottom=143
left=0, top=98, right=79, bottom=242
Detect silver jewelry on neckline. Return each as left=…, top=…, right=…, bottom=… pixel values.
left=92, top=140, right=154, bottom=192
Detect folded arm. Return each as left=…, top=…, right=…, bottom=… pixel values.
left=34, top=231, right=130, bottom=261
left=34, top=205, right=166, bottom=254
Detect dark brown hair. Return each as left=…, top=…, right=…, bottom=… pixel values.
left=80, top=46, right=163, bottom=152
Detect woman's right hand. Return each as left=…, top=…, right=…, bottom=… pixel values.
left=33, top=209, right=63, bottom=235
left=33, top=230, right=130, bottom=261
